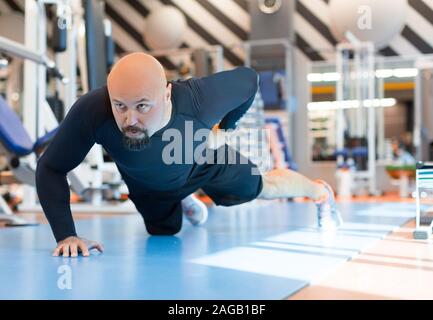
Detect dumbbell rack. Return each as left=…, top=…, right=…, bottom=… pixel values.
left=413, top=161, right=433, bottom=239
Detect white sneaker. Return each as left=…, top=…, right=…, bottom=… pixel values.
left=181, top=194, right=208, bottom=226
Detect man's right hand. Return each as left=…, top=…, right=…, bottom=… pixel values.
left=53, top=236, right=104, bottom=257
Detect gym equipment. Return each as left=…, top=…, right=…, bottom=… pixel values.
left=227, top=90, right=272, bottom=175
left=258, top=70, right=286, bottom=109
left=0, top=191, right=31, bottom=226
left=0, top=35, right=66, bottom=83
left=265, top=117, right=297, bottom=171
left=0, top=95, right=52, bottom=225
left=52, top=18, right=67, bottom=53
left=413, top=162, right=433, bottom=240
left=335, top=40, right=377, bottom=195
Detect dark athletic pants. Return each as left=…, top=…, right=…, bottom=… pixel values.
left=128, top=145, right=264, bottom=235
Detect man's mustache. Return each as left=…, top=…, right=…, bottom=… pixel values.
left=123, top=126, right=147, bottom=134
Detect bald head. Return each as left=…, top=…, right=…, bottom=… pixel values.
left=107, top=52, right=173, bottom=151
left=108, top=52, right=167, bottom=98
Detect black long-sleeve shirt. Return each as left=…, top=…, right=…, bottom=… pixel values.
left=36, top=66, right=258, bottom=242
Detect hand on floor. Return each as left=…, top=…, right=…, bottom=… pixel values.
left=53, top=236, right=104, bottom=258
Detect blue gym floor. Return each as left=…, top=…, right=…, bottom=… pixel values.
left=0, top=201, right=417, bottom=300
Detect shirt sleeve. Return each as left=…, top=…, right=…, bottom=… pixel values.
left=188, top=66, right=258, bottom=130
left=35, top=95, right=96, bottom=242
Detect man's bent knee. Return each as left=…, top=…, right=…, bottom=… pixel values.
left=145, top=222, right=182, bottom=236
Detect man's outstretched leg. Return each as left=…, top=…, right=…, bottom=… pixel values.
left=258, top=168, right=327, bottom=201
left=258, top=168, right=343, bottom=230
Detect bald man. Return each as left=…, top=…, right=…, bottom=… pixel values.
left=36, top=53, right=342, bottom=257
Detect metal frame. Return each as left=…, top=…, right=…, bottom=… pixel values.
left=0, top=143, right=36, bottom=225
left=413, top=161, right=433, bottom=239
left=336, top=41, right=377, bottom=195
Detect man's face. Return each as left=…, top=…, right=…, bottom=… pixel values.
left=109, top=83, right=171, bottom=151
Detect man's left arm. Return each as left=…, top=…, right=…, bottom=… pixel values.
left=188, top=66, right=259, bottom=130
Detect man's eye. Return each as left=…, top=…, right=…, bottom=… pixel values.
left=115, top=103, right=126, bottom=110
left=137, top=104, right=151, bottom=112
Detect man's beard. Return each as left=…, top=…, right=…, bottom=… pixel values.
left=122, top=126, right=151, bottom=151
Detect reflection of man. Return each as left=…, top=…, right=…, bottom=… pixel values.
left=36, top=53, right=341, bottom=258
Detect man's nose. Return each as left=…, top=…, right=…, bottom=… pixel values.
left=125, top=110, right=138, bottom=126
